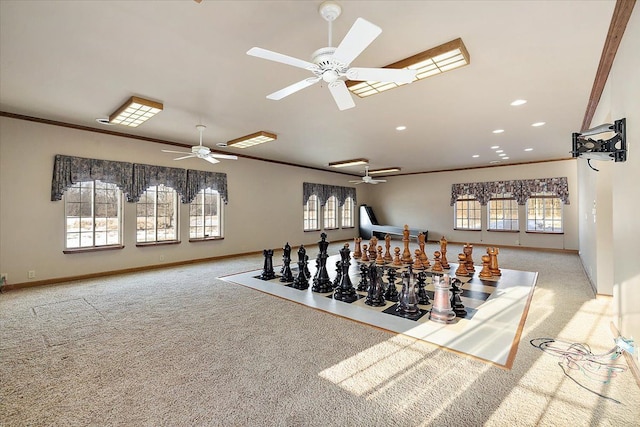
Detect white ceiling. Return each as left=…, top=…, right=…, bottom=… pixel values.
left=0, top=0, right=615, bottom=176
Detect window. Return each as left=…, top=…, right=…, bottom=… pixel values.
left=136, top=184, right=178, bottom=243
left=488, top=196, right=519, bottom=231
left=341, top=197, right=355, bottom=228
left=323, top=196, right=338, bottom=230
left=527, top=193, right=563, bottom=233
left=189, top=188, right=222, bottom=239
left=64, top=180, right=122, bottom=249
left=454, top=197, right=481, bottom=230
left=304, top=195, right=320, bottom=231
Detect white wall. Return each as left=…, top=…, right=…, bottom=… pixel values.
left=582, top=6, right=640, bottom=344
left=364, top=160, right=578, bottom=250
left=0, top=117, right=366, bottom=284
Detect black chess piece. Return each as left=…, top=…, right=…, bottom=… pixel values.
left=384, top=267, right=399, bottom=302
left=312, top=232, right=332, bottom=293
left=259, top=249, right=276, bottom=280
left=357, top=263, right=370, bottom=292
left=365, top=264, right=386, bottom=307
left=292, top=245, right=309, bottom=290
left=396, top=267, right=421, bottom=318
left=280, top=242, right=293, bottom=283
left=416, top=271, right=430, bottom=305
left=334, top=244, right=358, bottom=303
left=450, top=278, right=467, bottom=318
left=303, top=254, right=310, bottom=279
left=332, top=260, right=342, bottom=289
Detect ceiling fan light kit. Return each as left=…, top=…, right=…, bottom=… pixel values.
left=108, top=96, right=163, bottom=127
left=246, top=1, right=417, bottom=111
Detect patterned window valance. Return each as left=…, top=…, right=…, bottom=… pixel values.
left=186, top=169, right=228, bottom=204
left=51, top=155, right=228, bottom=204
left=303, top=182, right=356, bottom=207
left=130, top=163, right=188, bottom=203
left=450, top=177, right=569, bottom=206
left=51, top=154, right=133, bottom=201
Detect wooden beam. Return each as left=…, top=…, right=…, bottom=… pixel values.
left=581, top=0, right=636, bottom=131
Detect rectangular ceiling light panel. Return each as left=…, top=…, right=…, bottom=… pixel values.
left=109, top=96, right=163, bottom=127
left=328, top=158, right=369, bottom=168
left=226, top=131, right=277, bottom=148
left=347, top=38, right=470, bottom=98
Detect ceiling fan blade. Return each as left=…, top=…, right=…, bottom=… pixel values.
left=332, top=18, right=382, bottom=66
left=173, top=154, right=196, bottom=161
left=247, top=47, right=317, bottom=71
left=328, top=80, right=355, bottom=110
left=203, top=156, right=220, bottom=165
left=267, top=77, right=320, bottom=100
left=348, top=180, right=361, bottom=183
left=162, top=149, right=192, bottom=155
left=371, top=179, right=387, bottom=183
left=209, top=153, right=238, bottom=160
left=347, top=67, right=417, bottom=84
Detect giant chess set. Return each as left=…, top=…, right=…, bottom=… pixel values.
left=222, top=226, right=538, bottom=367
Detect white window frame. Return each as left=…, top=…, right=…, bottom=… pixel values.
left=487, top=195, right=519, bottom=231
left=64, top=180, right=123, bottom=250
left=341, top=197, right=355, bottom=228
left=189, top=188, right=223, bottom=240
left=304, top=195, right=320, bottom=231
left=454, top=196, right=481, bottom=230
left=323, top=196, right=338, bottom=230
left=526, top=193, right=563, bottom=233
left=136, top=184, right=179, bottom=244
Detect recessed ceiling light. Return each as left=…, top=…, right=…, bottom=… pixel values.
left=490, top=145, right=500, bottom=149
left=96, top=118, right=113, bottom=125
left=495, top=149, right=504, bottom=153
left=503, top=157, right=510, bottom=160
left=510, top=99, right=527, bottom=106
left=524, top=148, right=533, bottom=152
left=492, top=129, right=505, bottom=134
left=472, top=154, right=479, bottom=158
left=490, top=160, right=501, bottom=164
left=498, top=153, right=506, bottom=157
left=396, top=126, right=407, bottom=131
left=531, top=122, right=546, bottom=127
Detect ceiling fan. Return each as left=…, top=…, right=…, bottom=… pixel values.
left=349, top=166, right=387, bottom=185
left=162, top=125, right=238, bottom=165
left=247, top=1, right=417, bottom=110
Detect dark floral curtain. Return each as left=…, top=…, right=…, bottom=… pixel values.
left=186, top=169, right=228, bottom=204
left=51, top=155, right=133, bottom=201
left=303, top=182, right=356, bottom=207
left=52, top=154, right=228, bottom=204
left=129, top=163, right=188, bottom=203
left=451, top=177, right=569, bottom=206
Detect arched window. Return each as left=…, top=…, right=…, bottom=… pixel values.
left=323, top=196, right=338, bottom=230
left=341, top=196, right=355, bottom=228
left=304, top=195, right=320, bottom=231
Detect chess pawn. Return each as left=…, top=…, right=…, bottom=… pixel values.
left=479, top=254, right=493, bottom=278
left=365, top=265, right=386, bottom=307
left=415, top=271, right=430, bottom=305
left=357, top=263, right=370, bottom=292
left=353, top=237, right=362, bottom=259
left=431, top=250, right=444, bottom=272
left=376, top=246, right=385, bottom=265
left=430, top=274, right=456, bottom=324
left=463, top=243, right=475, bottom=273
left=384, top=272, right=400, bottom=302
left=396, top=269, right=421, bottom=318
left=368, top=236, right=378, bottom=260
left=455, top=253, right=470, bottom=276
left=392, top=247, right=403, bottom=266
left=383, top=234, right=393, bottom=263
left=361, top=244, right=370, bottom=262
left=440, top=236, right=450, bottom=269
left=450, top=278, right=467, bottom=317
left=412, top=249, right=424, bottom=270
left=488, top=247, right=502, bottom=276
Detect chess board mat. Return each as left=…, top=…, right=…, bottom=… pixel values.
left=220, top=255, right=537, bottom=368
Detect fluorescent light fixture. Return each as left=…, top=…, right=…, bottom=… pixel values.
left=531, top=122, right=546, bottom=127
left=109, top=96, right=163, bottom=127
left=226, top=131, right=277, bottom=148
left=368, top=167, right=401, bottom=174
left=510, top=99, right=527, bottom=106
left=328, top=158, right=369, bottom=168
left=346, top=38, right=470, bottom=98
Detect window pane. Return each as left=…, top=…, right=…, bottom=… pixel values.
left=189, top=188, right=222, bottom=239
left=454, top=197, right=481, bottom=230
left=526, top=194, right=563, bottom=232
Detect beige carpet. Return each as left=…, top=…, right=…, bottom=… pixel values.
left=1, top=243, right=638, bottom=426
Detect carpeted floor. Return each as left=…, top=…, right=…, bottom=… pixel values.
left=1, top=242, right=638, bottom=426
